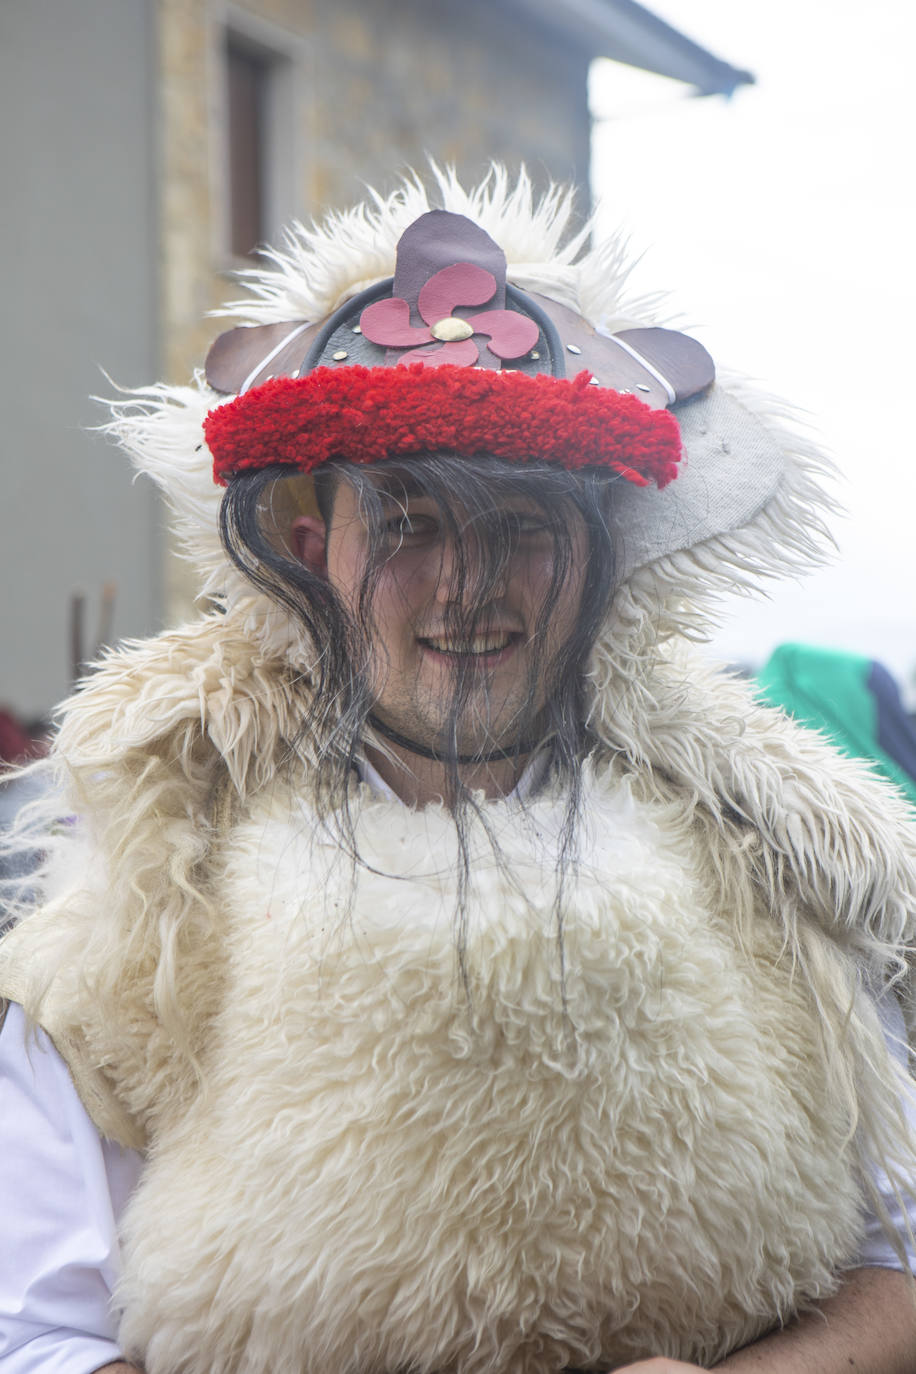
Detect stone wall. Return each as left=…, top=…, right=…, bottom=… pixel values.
left=299, top=0, right=591, bottom=210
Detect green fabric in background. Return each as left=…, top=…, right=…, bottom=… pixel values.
left=756, top=643, right=916, bottom=808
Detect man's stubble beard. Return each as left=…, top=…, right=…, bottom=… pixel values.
left=368, top=652, right=542, bottom=759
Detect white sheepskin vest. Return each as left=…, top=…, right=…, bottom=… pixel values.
left=114, top=761, right=864, bottom=1374
left=6, top=171, right=916, bottom=1372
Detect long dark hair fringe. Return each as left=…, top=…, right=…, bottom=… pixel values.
left=219, top=454, right=619, bottom=994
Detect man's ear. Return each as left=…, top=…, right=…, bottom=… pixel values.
left=291, top=515, right=328, bottom=578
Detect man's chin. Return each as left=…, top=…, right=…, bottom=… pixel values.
left=371, top=704, right=536, bottom=763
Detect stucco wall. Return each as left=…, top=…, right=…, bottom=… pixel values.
left=0, top=0, right=161, bottom=720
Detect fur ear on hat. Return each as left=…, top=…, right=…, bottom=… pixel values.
left=102, top=165, right=837, bottom=667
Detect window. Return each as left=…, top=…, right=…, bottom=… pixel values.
left=221, top=18, right=300, bottom=263
left=226, top=35, right=270, bottom=258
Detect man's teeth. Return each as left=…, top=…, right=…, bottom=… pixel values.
left=423, top=634, right=513, bottom=655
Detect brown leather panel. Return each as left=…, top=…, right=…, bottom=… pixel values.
left=526, top=293, right=713, bottom=408
left=206, top=320, right=320, bottom=395
left=618, top=327, right=715, bottom=403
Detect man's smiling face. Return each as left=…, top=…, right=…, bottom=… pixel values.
left=305, top=466, right=589, bottom=759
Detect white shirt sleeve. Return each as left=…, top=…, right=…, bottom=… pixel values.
left=0, top=1002, right=143, bottom=1374
left=856, top=987, right=916, bottom=1271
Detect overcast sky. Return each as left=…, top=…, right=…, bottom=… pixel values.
left=590, top=0, right=916, bottom=699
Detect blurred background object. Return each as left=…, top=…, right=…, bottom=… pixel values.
left=0, top=708, right=50, bottom=932
left=0, top=710, right=46, bottom=772
left=756, top=643, right=916, bottom=807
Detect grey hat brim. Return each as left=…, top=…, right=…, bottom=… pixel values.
left=607, top=385, right=787, bottom=580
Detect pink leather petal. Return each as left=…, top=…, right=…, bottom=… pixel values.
left=360, top=297, right=433, bottom=347
left=418, top=263, right=496, bottom=326
left=467, top=309, right=540, bottom=360
left=396, top=339, right=480, bottom=367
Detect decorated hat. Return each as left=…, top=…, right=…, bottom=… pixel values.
left=105, top=169, right=832, bottom=647
left=204, top=207, right=716, bottom=495
left=202, top=193, right=813, bottom=585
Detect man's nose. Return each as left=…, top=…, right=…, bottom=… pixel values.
left=433, top=537, right=464, bottom=605
left=433, top=534, right=496, bottom=606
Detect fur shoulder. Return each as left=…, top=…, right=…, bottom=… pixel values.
left=0, top=610, right=318, bottom=1146
left=588, top=639, right=916, bottom=985
left=56, top=607, right=315, bottom=795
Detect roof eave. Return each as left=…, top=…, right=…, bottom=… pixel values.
left=509, top=0, right=755, bottom=96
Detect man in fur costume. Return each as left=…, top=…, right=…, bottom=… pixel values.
left=2, top=169, right=916, bottom=1374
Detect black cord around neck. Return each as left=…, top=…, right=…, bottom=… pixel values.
left=367, top=713, right=536, bottom=766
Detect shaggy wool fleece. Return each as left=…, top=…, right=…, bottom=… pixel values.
left=115, top=763, right=864, bottom=1374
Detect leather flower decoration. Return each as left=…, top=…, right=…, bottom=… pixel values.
left=360, top=262, right=540, bottom=368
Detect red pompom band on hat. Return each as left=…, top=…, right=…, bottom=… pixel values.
left=205, top=364, right=683, bottom=489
